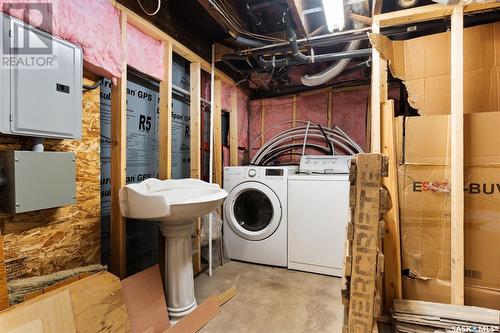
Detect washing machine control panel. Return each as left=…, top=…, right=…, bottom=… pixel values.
left=248, top=169, right=257, bottom=177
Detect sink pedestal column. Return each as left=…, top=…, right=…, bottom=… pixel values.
left=160, top=219, right=197, bottom=320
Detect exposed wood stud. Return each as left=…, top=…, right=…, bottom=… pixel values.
left=370, top=21, right=387, bottom=153
left=214, top=80, right=223, bottom=187
left=230, top=89, right=239, bottom=166
left=110, top=11, right=127, bottom=279
left=190, top=62, right=202, bottom=274
left=450, top=4, right=464, bottom=306
left=373, top=3, right=500, bottom=28
left=0, top=235, right=8, bottom=310
left=381, top=100, right=402, bottom=308
left=260, top=100, right=266, bottom=146
left=159, top=42, right=173, bottom=180
left=327, top=91, right=333, bottom=128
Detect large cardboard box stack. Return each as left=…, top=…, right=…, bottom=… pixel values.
left=373, top=20, right=500, bottom=310
left=398, top=113, right=500, bottom=309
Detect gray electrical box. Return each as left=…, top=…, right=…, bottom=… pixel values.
left=0, top=151, right=76, bottom=213
left=0, top=14, right=83, bottom=139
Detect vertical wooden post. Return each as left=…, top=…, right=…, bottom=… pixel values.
left=214, top=80, right=222, bottom=187
left=0, top=235, right=9, bottom=310
left=110, top=11, right=127, bottom=279
left=190, top=62, right=201, bottom=180
left=229, top=88, right=238, bottom=166
left=190, top=62, right=202, bottom=273
left=159, top=42, right=173, bottom=180
left=450, top=4, right=464, bottom=305
left=327, top=91, right=333, bottom=128
left=381, top=100, right=402, bottom=307
left=260, top=100, right=266, bottom=146
left=370, top=21, right=387, bottom=153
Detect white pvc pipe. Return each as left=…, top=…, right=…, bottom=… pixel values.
left=208, top=44, right=215, bottom=277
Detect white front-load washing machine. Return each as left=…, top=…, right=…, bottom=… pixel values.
left=223, top=166, right=295, bottom=267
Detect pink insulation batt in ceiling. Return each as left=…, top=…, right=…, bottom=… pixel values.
left=1, top=0, right=165, bottom=81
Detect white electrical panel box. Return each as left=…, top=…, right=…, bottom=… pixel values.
left=0, top=14, right=83, bottom=139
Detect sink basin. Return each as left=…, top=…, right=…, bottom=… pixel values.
left=119, top=178, right=228, bottom=320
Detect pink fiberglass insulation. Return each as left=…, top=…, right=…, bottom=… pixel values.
left=331, top=88, right=368, bottom=152
left=248, top=99, right=263, bottom=158
left=1, top=0, right=124, bottom=80
left=263, top=96, right=293, bottom=143
left=127, top=23, right=165, bottom=81
left=296, top=93, right=328, bottom=125
left=236, top=90, right=249, bottom=149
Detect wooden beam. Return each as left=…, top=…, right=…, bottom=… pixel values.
left=159, top=42, right=173, bottom=180
left=286, top=0, right=307, bottom=37
left=380, top=100, right=402, bottom=308
left=0, top=235, right=9, bottom=310
left=190, top=62, right=202, bottom=274
left=374, top=3, right=500, bottom=27
left=110, top=11, right=127, bottom=279
left=370, top=21, right=387, bottom=153
left=260, top=100, right=266, bottom=146
left=350, top=12, right=373, bottom=26
left=229, top=89, right=239, bottom=166
left=450, top=4, right=464, bottom=306
left=112, top=1, right=234, bottom=85
left=190, top=62, right=202, bottom=180
left=214, top=80, right=223, bottom=187
left=327, top=91, right=333, bottom=128
left=197, top=0, right=235, bottom=35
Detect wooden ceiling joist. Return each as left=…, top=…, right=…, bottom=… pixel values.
left=286, top=0, right=307, bottom=37
left=373, top=2, right=500, bottom=27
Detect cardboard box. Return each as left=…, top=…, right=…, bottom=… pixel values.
left=370, top=21, right=500, bottom=115
left=398, top=112, right=500, bottom=290
left=403, top=277, right=500, bottom=311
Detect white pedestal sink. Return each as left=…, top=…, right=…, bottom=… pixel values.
left=119, top=178, right=228, bottom=320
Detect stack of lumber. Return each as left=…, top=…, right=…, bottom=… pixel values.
left=342, top=153, right=391, bottom=333
left=393, top=299, right=500, bottom=333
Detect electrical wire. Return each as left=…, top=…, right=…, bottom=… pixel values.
left=208, top=0, right=285, bottom=42
left=137, top=0, right=161, bottom=16
left=82, top=79, right=102, bottom=90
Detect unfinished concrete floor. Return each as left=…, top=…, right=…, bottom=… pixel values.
left=195, top=260, right=344, bottom=333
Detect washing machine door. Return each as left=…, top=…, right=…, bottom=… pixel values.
left=225, top=181, right=282, bottom=241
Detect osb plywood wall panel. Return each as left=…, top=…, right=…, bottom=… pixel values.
left=0, top=73, right=101, bottom=280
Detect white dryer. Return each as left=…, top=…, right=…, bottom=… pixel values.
left=223, top=166, right=295, bottom=267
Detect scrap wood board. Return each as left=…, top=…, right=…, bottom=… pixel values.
left=393, top=299, right=500, bottom=333
left=343, top=153, right=390, bottom=333
left=11, top=271, right=129, bottom=333
left=0, top=289, right=76, bottom=333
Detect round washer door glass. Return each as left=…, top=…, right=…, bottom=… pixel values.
left=225, top=182, right=282, bottom=241
left=234, top=190, right=273, bottom=232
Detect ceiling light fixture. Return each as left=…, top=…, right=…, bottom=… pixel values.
left=321, top=0, right=345, bottom=32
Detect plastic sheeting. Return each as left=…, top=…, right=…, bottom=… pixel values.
left=1, top=0, right=165, bottom=81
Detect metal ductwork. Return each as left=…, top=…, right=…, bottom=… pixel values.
left=300, top=1, right=369, bottom=87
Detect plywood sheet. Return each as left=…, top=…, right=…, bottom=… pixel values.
left=13, top=272, right=129, bottom=333
left=0, top=74, right=101, bottom=280
left=121, top=265, right=170, bottom=333
left=0, top=290, right=76, bottom=333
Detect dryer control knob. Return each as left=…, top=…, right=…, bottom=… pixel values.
left=248, top=169, right=257, bottom=177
